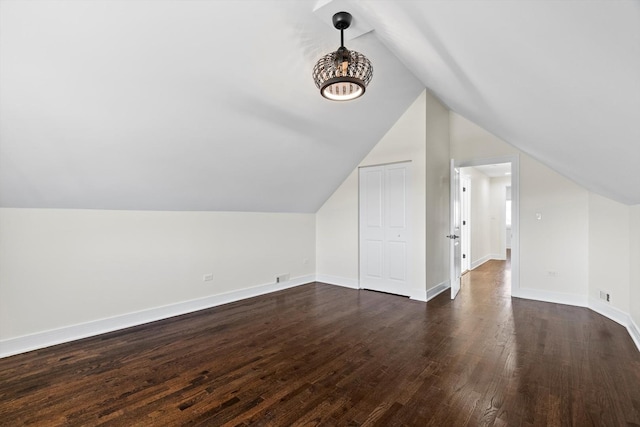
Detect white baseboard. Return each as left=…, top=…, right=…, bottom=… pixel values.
left=588, top=297, right=629, bottom=326
left=426, top=280, right=450, bottom=301
left=512, top=288, right=588, bottom=307
left=409, top=288, right=428, bottom=302
left=512, top=290, right=639, bottom=353
left=0, top=274, right=315, bottom=359
left=628, top=318, right=640, bottom=352
left=470, top=254, right=491, bottom=270
left=316, top=275, right=429, bottom=302
left=5, top=275, right=638, bottom=358
left=588, top=297, right=640, bottom=353
left=471, top=254, right=507, bottom=270
left=315, top=274, right=359, bottom=289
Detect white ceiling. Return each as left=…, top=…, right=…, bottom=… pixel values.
left=1, top=0, right=638, bottom=212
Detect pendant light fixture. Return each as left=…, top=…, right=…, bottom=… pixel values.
left=312, top=11, right=373, bottom=101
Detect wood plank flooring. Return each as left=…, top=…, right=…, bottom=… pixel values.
left=1, top=259, right=639, bottom=426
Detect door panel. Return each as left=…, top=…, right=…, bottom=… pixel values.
left=386, top=167, right=406, bottom=228
left=365, top=170, right=383, bottom=227
left=364, top=240, right=383, bottom=278
left=387, top=241, right=406, bottom=281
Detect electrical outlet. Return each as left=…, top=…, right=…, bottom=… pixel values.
left=276, top=273, right=290, bottom=283
left=203, top=273, right=213, bottom=282
left=547, top=271, right=557, bottom=277
left=599, top=290, right=610, bottom=302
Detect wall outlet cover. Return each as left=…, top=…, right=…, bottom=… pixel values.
left=276, top=273, right=290, bottom=283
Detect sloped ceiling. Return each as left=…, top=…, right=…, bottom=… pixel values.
left=1, top=0, right=638, bottom=212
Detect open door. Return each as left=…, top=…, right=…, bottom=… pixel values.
left=449, top=159, right=461, bottom=299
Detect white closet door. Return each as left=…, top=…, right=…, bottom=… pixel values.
left=359, top=162, right=410, bottom=296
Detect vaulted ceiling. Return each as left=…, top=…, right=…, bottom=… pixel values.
left=1, top=0, right=638, bottom=212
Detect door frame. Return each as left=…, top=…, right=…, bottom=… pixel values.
left=449, top=160, right=462, bottom=299
left=461, top=175, right=471, bottom=274
left=454, top=155, right=519, bottom=296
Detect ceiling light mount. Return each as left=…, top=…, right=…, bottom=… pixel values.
left=312, top=11, right=373, bottom=101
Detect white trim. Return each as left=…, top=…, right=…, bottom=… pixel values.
left=358, top=160, right=413, bottom=168
left=426, top=280, right=450, bottom=301
left=315, top=274, right=359, bottom=289
left=628, top=317, right=640, bottom=352
left=409, top=288, right=428, bottom=302
left=588, top=297, right=629, bottom=326
left=512, top=291, right=639, bottom=353
left=471, top=254, right=492, bottom=270
left=490, top=253, right=506, bottom=261
left=588, top=297, right=640, bottom=353
left=512, top=288, right=588, bottom=307
left=0, top=275, right=314, bottom=359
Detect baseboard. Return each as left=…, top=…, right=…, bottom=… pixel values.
left=315, top=274, right=359, bottom=289
left=628, top=318, right=640, bottom=352
left=588, top=297, right=629, bottom=326
left=512, top=290, right=639, bottom=353
left=0, top=274, right=315, bottom=359
left=426, top=280, right=450, bottom=301
left=491, top=253, right=506, bottom=261
left=5, top=275, right=637, bottom=358
left=316, top=275, right=429, bottom=302
left=512, top=288, right=588, bottom=307
left=470, top=254, right=491, bottom=270
left=409, top=288, right=428, bottom=302
left=587, top=297, right=640, bottom=353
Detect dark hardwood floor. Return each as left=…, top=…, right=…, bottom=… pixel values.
left=1, top=259, right=639, bottom=426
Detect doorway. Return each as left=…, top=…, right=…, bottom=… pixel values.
left=450, top=156, right=519, bottom=297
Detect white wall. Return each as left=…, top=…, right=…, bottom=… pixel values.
left=588, top=193, right=630, bottom=314
left=425, top=91, right=451, bottom=294
left=490, top=176, right=511, bottom=260
left=462, top=168, right=491, bottom=268
left=451, top=113, right=589, bottom=302
left=459, top=170, right=509, bottom=268
left=316, top=90, right=427, bottom=296
left=0, top=208, right=315, bottom=344
left=629, top=205, right=640, bottom=330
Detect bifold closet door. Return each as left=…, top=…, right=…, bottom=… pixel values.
left=359, top=162, right=410, bottom=296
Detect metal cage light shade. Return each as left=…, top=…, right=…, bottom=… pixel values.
left=312, top=12, right=373, bottom=101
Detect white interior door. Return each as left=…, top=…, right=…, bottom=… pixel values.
left=449, top=159, right=461, bottom=299
left=359, top=163, right=410, bottom=296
